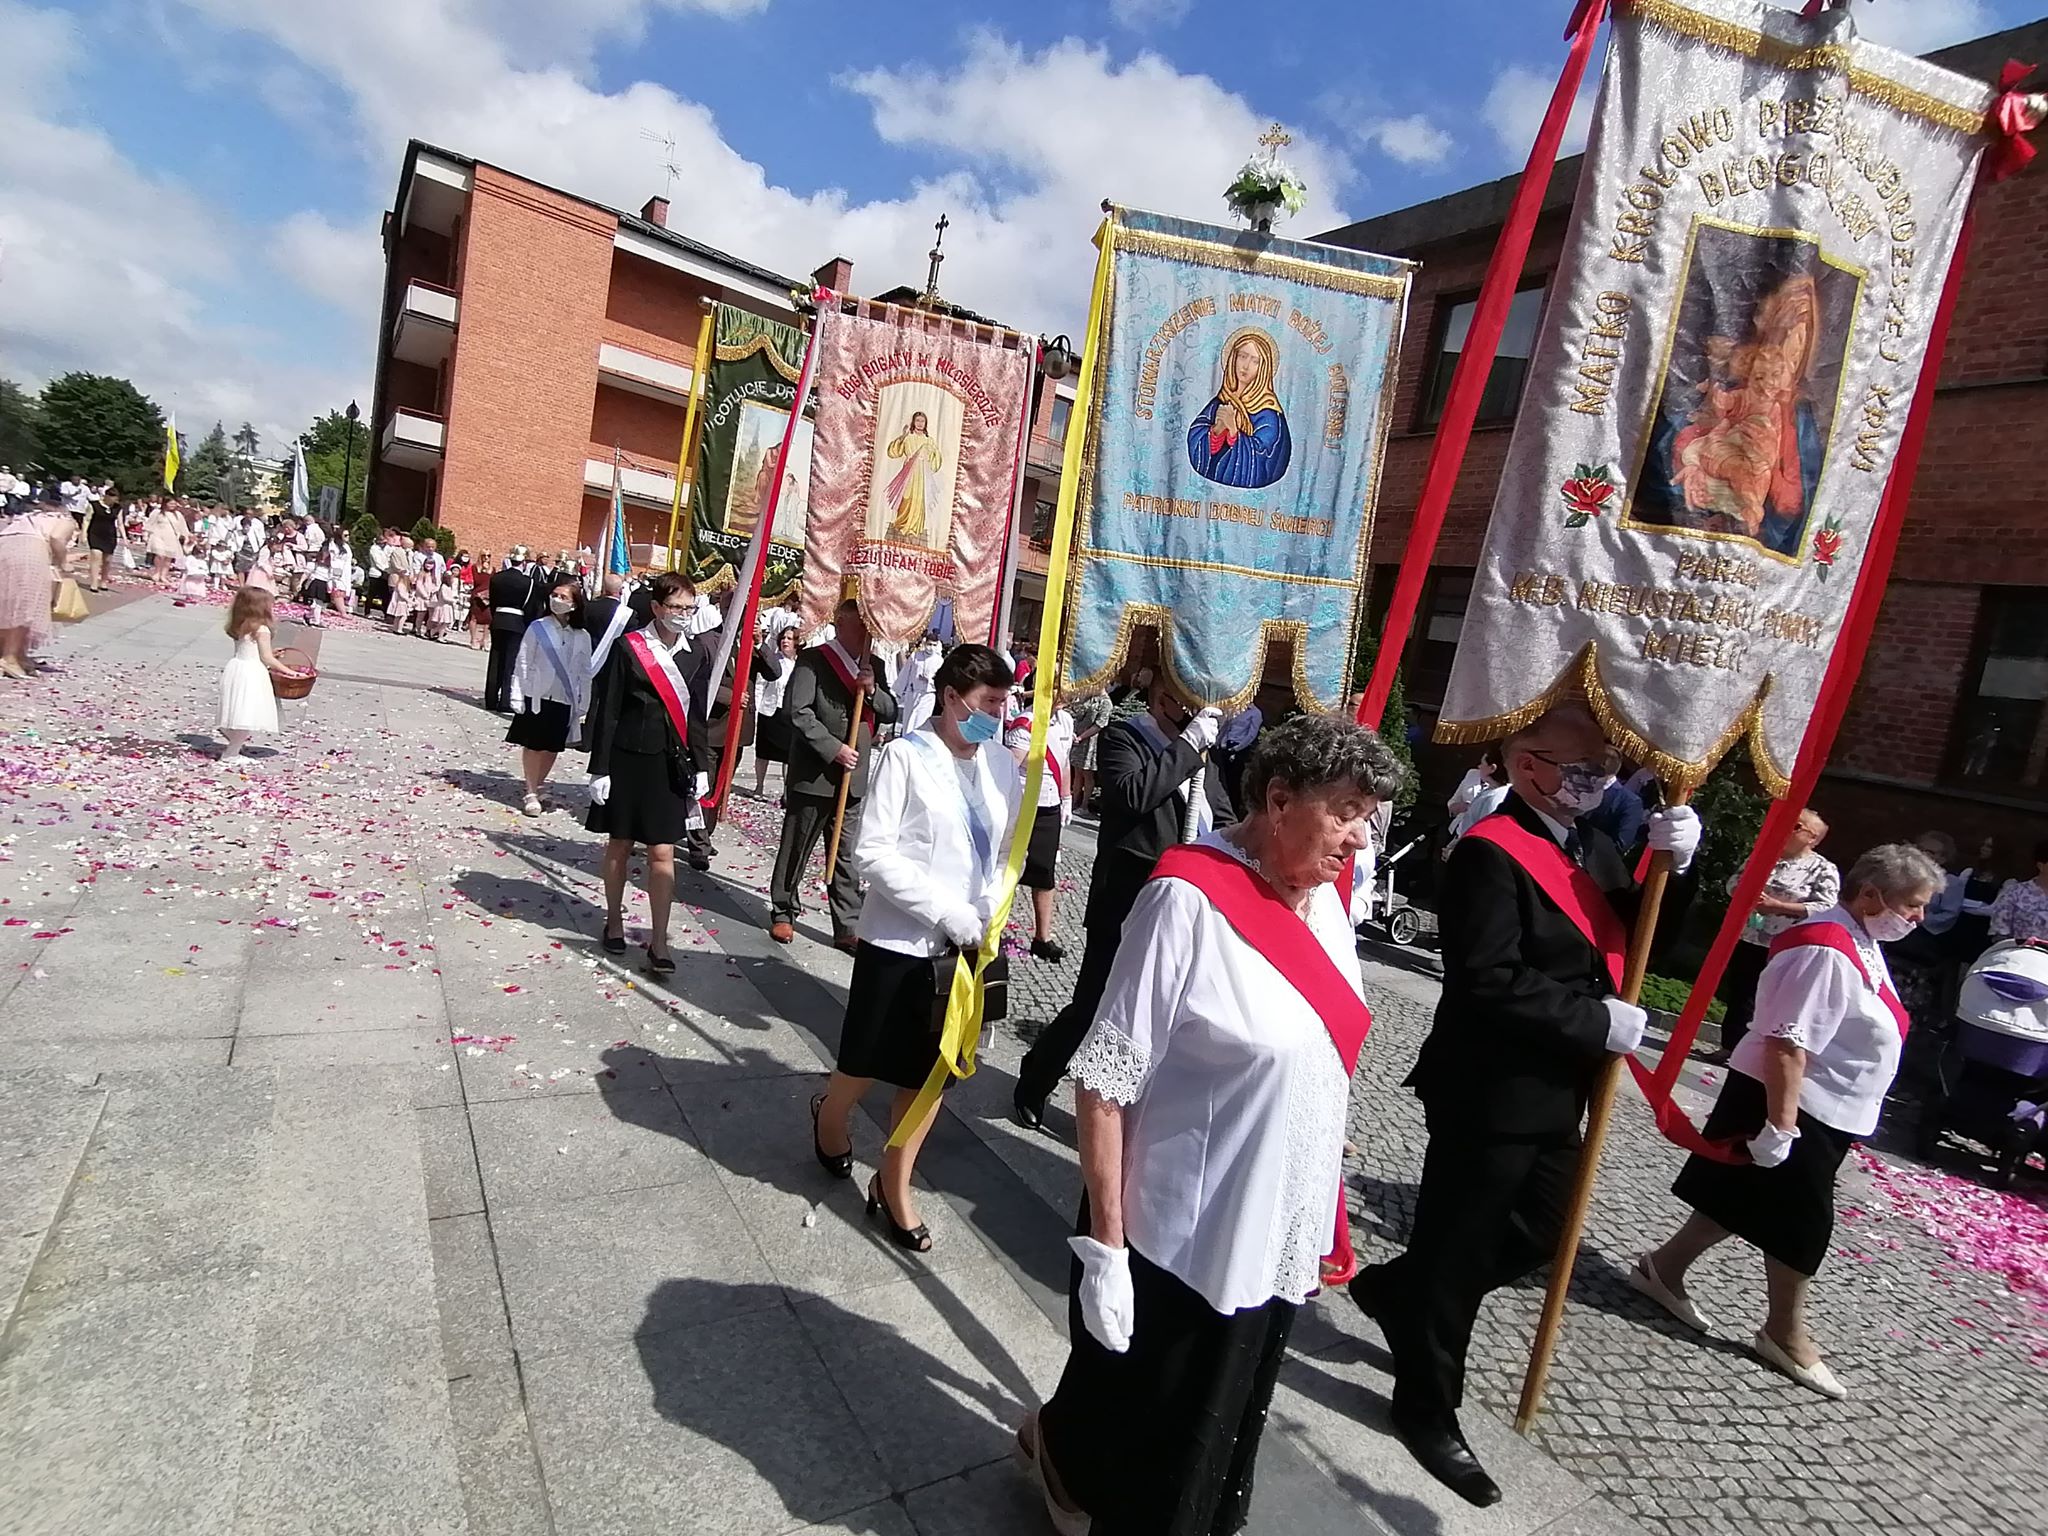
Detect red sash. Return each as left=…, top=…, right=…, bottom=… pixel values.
left=1008, top=715, right=1066, bottom=798
left=1151, top=843, right=1372, bottom=1286
left=817, top=641, right=877, bottom=732
left=1463, top=814, right=1627, bottom=989
left=1768, top=921, right=1911, bottom=1039
left=625, top=630, right=690, bottom=747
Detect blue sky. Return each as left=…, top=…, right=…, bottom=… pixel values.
left=0, top=0, right=2032, bottom=453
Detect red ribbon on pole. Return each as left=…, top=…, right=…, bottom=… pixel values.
left=1985, top=60, right=2042, bottom=183
left=1355, top=0, right=1609, bottom=732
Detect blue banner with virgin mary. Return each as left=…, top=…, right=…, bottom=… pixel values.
left=1061, top=207, right=1412, bottom=712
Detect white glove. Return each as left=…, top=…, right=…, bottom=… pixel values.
left=587, top=775, right=612, bottom=806
left=1602, top=997, right=1648, bottom=1055
left=1068, top=1236, right=1134, bottom=1353
left=1180, top=708, right=1222, bottom=754
left=1645, top=804, right=1701, bottom=872
left=694, top=772, right=710, bottom=799
left=939, top=905, right=983, bottom=949
left=1748, top=1122, right=1800, bottom=1168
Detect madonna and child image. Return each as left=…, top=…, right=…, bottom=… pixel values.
left=1632, top=221, right=1857, bottom=558
left=1188, top=326, right=1292, bottom=490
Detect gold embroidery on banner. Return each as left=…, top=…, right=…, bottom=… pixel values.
left=712, top=334, right=804, bottom=380
left=1112, top=228, right=1414, bottom=303
left=1625, top=0, right=1989, bottom=137
left=1617, top=214, right=1868, bottom=566
left=1432, top=642, right=1792, bottom=798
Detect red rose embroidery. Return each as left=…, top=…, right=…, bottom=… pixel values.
left=1561, top=464, right=1617, bottom=527
left=1812, top=519, right=1846, bottom=580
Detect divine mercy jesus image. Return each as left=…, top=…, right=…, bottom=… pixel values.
left=885, top=411, right=945, bottom=541
left=1187, top=326, right=1293, bottom=490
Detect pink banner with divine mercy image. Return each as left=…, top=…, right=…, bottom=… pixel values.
left=798, top=304, right=1034, bottom=647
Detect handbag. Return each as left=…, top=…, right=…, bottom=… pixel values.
left=930, top=945, right=1010, bottom=1033
left=51, top=577, right=89, bottom=624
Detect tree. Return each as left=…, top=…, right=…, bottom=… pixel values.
left=232, top=422, right=260, bottom=461
left=1691, top=750, right=1771, bottom=926
left=299, top=409, right=370, bottom=520
left=1351, top=630, right=1417, bottom=808
left=0, top=379, right=41, bottom=473
left=349, top=511, right=382, bottom=564
left=36, top=372, right=165, bottom=493
left=183, top=421, right=235, bottom=505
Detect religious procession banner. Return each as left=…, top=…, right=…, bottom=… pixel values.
left=1058, top=208, right=1411, bottom=713
left=799, top=303, right=1034, bottom=646
left=689, top=304, right=813, bottom=601
left=1436, top=0, right=1993, bottom=793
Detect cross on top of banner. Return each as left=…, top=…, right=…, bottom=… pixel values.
left=1258, top=122, right=1292, bottom=152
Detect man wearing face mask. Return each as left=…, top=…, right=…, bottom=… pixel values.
left=1349, top=702, right=1700, bottom=1507
left=768, top=598, right=898, bottom=947
left=1012, top=665, right=1233, bottom=1129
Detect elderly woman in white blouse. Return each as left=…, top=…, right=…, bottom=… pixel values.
left=1632, top=843, right=1945, bottom=1402
left=810, top=643, right=1021, bottom=1252
left=1018, top=712, right=1405, bottom=1536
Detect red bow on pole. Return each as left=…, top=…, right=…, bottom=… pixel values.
left=1985, top=60, right=2044, bottom=183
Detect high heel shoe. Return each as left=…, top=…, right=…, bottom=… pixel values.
left=810, top=1093, right=852, bottom=1179
left=866, top=1175, right=932, bottom=1252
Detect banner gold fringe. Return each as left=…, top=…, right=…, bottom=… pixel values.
left=886, top=222, right=1119, bottom=1150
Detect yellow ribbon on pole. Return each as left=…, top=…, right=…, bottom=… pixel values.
left=887, top=220, right=1118, bottom=1149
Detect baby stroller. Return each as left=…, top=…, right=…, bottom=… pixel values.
left=1359, top=823, right=1431, bottom=947
left=1916, top=939, right=2048, bottom=1188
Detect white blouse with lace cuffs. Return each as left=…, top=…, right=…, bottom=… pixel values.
left=1066, top=829, right=1360, bottom=1314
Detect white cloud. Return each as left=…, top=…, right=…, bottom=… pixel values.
left=1108, top=0, right=1193, bottom=30
left=1481, top=64, right=1598, bottom=162
left=1361, top=113, right=1454, bottom=167
left=1843, top=0, right=1990, bottom=56
left=270, top=211, right=384, bottom=326
left=0, top=2, right=355, bottom=454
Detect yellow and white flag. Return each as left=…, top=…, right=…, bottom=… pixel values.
left=162, top=415, right=180, bottom=492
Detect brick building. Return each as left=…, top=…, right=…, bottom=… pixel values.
left=367, top=142, right=848, bottom=563
left=1318, top=19, right=2048, bottom=861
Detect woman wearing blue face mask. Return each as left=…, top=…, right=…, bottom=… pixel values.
left=810, top=642, right=1022, bottom=1251
left=1634, top=842, right=1944, bottom=1402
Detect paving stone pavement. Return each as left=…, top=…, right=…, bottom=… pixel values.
left=1005, top=822, right=2048, bottom=1536
left=2, top=591, right=1629, bottom=1536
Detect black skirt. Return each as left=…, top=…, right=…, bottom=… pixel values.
left=86, top=517, right=117, bottom=554
left=754, top=709, right=793, bottom=764
left=834, top=940, right=943, bottom=1091
left=585, top=745, right=690, bottom=847
left=507, top=699, right=573, bottom=753
left=301, top=577, right=331, bottom=604
left=1022, top=805, right=1062, bottom=891
left=1671, top=1071, right=1856, bottom=1276
left=1042, top=1242, right=1296, bottom=1535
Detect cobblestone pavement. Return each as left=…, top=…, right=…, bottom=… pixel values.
left=1005, top=828, right=2048, bottom=1536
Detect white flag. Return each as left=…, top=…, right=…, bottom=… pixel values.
left=291, top=443, right=310, bottom=522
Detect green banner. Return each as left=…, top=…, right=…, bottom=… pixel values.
left=689, top=305, right=811, bottom=600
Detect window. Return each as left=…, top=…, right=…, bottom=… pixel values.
left=1407, top=570, right=1473, bottom=709
left=1949, top=588, right=2048, bottom=796
left=1029, top=499, right=1057, bottom=547
left=1417, top=283, right=1547, bottom=428
left=1047, top=395, right=1073, bottom=445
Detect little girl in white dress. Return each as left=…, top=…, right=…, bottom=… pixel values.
left=218, top=587, right=303, bottom=760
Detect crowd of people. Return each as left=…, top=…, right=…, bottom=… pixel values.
left=14, top=475, right=2047, bottom=1531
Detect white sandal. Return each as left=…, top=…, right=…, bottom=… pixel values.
left=1753, top=1329, right=1847, bottom=1400
left=521, top=792, right=543, bottom=817
left=1628, top=1253, right=1714, bottom=1332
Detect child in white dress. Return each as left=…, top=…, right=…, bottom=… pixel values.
left=177, top=549, right=209, bottom=605
left=218, top=587, right=303, bottom=760
left=208, top=537, right=234, bottom=591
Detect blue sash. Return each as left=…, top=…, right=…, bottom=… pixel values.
left=530, top=619, right=577, bottom=704
left=912, top=729, right=995, bottom=889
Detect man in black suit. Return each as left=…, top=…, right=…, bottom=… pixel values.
left=1350, top=702, right=1700, bottom=1506
left=583, top=572, right=627, bottom=646
left=484, top=549, right=541, bottom=713
left=767, top=599, right=897, bottom=947
left=1012, top=673, right=1231, bottom=1128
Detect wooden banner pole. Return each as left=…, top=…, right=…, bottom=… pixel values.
left=823, top=686, right=867, bottom=882
left=1514, top=784, right=1689, bottom=1433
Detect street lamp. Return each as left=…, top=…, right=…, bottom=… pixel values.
left=340, top=400, right=360, bottom=524
left=1039, top=334, right=1075, bottom=382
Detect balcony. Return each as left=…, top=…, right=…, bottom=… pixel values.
left=381, top=408, right=446, bottom=470
left=392, top=280, right=459, bottom=367
left=597, top=343, right=694, bottom=406
left=584, top=456, right=680, bottom=508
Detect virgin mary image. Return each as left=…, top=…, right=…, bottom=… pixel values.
left=1187, top=327, right=1291, bottom=490
left=885, top=411, right=944, bottom=542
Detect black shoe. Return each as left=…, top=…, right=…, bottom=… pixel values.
left=1029, top=937, right=1066, bottom=963
left=866, top=1175, right=931, bottom=1252
left=1390, top=1416, right=1501, bottom=1508
left=601, top=920, right=627, bottom=956
left=1012, top=1083, right=1046, bottom=1132
left=644, top=946, right=675, bottom=976
left=810, top=1093, right=853, bottom=1180
left=687, top=853, right=712, bottom=872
